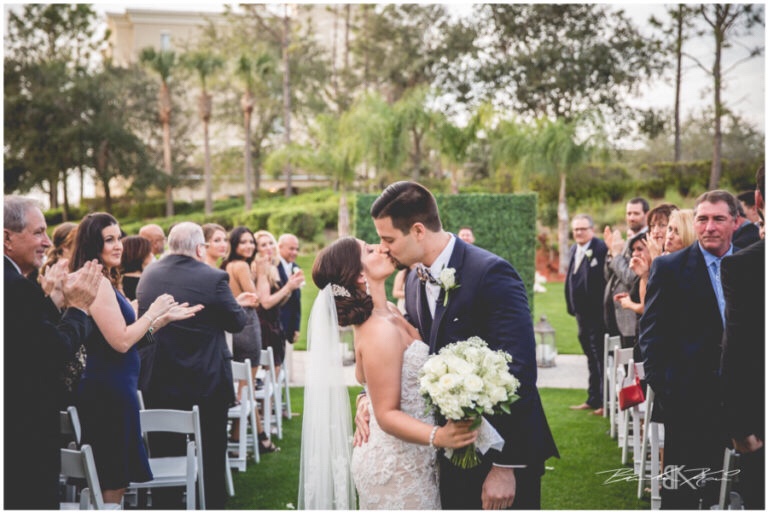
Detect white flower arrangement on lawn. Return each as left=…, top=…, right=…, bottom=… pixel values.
left=419, top=336, right=520, bottom=468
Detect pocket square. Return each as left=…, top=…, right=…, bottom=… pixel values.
left=590, top=259, right=598, bottom=267
left=452, top=317, right=459, bottom=322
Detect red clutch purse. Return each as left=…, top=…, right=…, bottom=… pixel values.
left=618, top=376, right=645, bottom=410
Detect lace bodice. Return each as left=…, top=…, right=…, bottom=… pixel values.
left=351, top=340, right=440, bottom=510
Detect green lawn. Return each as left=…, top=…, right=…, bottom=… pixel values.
left=226, top=387, right=649, bottom=510
left=532, top=281, right=581, bottom=355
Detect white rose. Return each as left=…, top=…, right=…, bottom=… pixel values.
left=464, top=374, right=484, bottom=394
left=439, top=267, right=456, bottom=288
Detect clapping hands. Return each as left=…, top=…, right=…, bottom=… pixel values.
left=44, top=259, right=103, bottom=311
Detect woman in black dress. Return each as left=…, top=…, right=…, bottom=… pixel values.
left=252, top=230, right=304, bottom=377
left=71, top=213, right=202, bottom=505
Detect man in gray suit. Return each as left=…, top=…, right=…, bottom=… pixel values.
left=603, top=197, right=648, bottom=348
left=137, top=222, right=247, bottom=509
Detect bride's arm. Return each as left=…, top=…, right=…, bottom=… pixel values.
left=358, top=320, right=474, bottom=449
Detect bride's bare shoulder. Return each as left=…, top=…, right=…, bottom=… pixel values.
left=356, top=315, right=402, bottom=352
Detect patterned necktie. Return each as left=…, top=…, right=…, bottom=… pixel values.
left=416, top=264, right=438, bottom=285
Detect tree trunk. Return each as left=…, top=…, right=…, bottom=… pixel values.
left=282, top=7, right=293, bottom=197
left=61, top=170, right=70, bottom=221
left=159, top=82, right=174, bottom=217
left=97, top=140, right=112, bottom=213
left=338, top=187, right=350, bottom=237
left=200, top=92, right=213, bottom=215
left=709, top=10, right=724, bottom=190
left=673, top=5, right=683, bottom=162
left=411, top=128, right=422, bottom=181
left=557, top=172, right=570, bottom=275
left=242, top=91, right=255, bottom=211
left=49, top=175, right=59, bottom=209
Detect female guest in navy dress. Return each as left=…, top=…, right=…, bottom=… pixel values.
left=70, top=213, right=202, bottom=505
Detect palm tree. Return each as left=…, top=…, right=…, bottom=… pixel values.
left=139, top=47, right=176, bottom=217
left=181, top=50, right=224, bottom=215
left=493, top=116, right=594, bottom=274
left=235, top=52, right=274, bottom=211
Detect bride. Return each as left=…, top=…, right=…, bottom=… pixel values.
left=298, top=237, right=477, bottom=510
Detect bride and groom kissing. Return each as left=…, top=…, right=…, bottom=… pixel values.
left=299, top=181, right=559, bottom=510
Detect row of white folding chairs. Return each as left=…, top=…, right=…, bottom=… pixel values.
left=603, top=338, right=664, bottom=510
left=60, top=403, right=204, bottom=510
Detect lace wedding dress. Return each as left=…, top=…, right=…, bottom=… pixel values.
left=351, top=340, right=441, bottom=509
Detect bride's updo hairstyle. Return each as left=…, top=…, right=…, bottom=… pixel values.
left=312, top=237, right=374, bottom=327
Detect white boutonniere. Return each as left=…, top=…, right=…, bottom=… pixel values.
left=584, top=248, right=593, bottom=260
left=437, top=266, right=460, bottom=306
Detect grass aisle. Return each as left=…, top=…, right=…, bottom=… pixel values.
left=226, top=387, right=649, bottom=510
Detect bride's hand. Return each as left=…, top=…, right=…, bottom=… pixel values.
left=353, top=394, right=371, bottom=447
left=434, top=419, right=479, bottom=449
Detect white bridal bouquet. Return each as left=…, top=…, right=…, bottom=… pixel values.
left=419, top=336, right=520, bottom=468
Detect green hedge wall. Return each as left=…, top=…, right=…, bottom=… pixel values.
left=355, top=192, right=537, bottom=308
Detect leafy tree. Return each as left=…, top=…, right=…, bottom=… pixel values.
left=349, top=4, right=469, bottom=104
left=4, top=4, right=107, bottom=213
left=691, top=5, right=764, bottom=189
left=463, top=5, right=661, bottom=124
left=181, top=50, right=224, bottom=215
left=140, top=46, right=178, bottom=216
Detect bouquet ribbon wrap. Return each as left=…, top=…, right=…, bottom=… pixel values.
left=443, top=417, right=505, bottom=460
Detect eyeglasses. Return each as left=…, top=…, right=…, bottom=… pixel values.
left=198, top=242, right=210, bottom=248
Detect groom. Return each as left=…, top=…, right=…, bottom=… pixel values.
left=357, top=181, right=559, bottom=509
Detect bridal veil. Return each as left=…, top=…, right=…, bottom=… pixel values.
left=298, top=285, right=356, bottom=509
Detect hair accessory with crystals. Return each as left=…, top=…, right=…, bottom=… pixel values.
left=331, top=283, right=351, bottom=298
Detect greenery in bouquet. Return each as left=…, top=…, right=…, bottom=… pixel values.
left=419, top=336, right=520, bottom=467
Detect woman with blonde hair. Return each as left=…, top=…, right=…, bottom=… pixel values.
left=202, top=223, right=228, bottom=268
left=252, top=230, right=304, bottom=377
left=664, top=209, right=695, bottom=254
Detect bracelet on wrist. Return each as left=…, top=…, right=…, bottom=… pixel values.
left=429, top=425, right=439, bottom=448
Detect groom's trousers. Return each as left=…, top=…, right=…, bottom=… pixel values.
left=439, top=457, right=544, bottom=509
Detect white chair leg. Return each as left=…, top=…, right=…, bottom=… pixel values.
left=225, top=453, right=235, bottom=497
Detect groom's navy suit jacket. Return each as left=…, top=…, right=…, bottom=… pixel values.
left=404, top=237, right=559, bottom=470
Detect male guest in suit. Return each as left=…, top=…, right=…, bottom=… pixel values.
left=565, top=214, right=608, bottom=414
left=604, top=197, right=648, bottom=349
left=720, top=165, right=764, bottom=509
left=277, top=233, right=302, bottom=344
left=731, top=201, right=760, bottom=248
left=137, top=222, right=247, bottom=509
left=360, top=181, right=558, bottom=510
left=639, top=190, right=740, bottom=509
left=4, top=195, right=102, bottom=509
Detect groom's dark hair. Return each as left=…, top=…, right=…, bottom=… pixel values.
left=370, top=181, right=442, bottom=234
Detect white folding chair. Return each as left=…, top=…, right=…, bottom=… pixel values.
left=619, top=360, right=644, bottom=466
left=128, top=406, right=205, bottom=510
left=228, top=359, right=260, bottom=471
left=255, top=347, right=280, bottom=439
left=717, top=448, right=742, bottom=510
left=611, top=347, right=634, bottom=439
left=60, top=444, right=122, bottom=510
left=603, top=335, right=621, bottom=418
left=637, top=385, right=663, bottom=509
left=277, top=364, right=292, bottom=420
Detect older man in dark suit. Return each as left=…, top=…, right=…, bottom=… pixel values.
left=640, top=190, right=740, bottom=509
left=720, top=165, right=764, bottom=509
left=365, top=181, right=558, bottom=510
left=565, top=214, right=608, bottom=414
left=4, top=195, right=102, bottom=509
left=137, top=222, right=247, bottom=509
left=277, top=233, right=302, bottom=344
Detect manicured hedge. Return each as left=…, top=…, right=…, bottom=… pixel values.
left=354, top=192, right=537, bottom=306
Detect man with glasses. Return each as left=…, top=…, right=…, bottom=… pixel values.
left=565, top=214, right=608, bottom=414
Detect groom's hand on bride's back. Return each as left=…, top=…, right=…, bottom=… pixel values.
left=353, top=394, right=371, bottom=446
